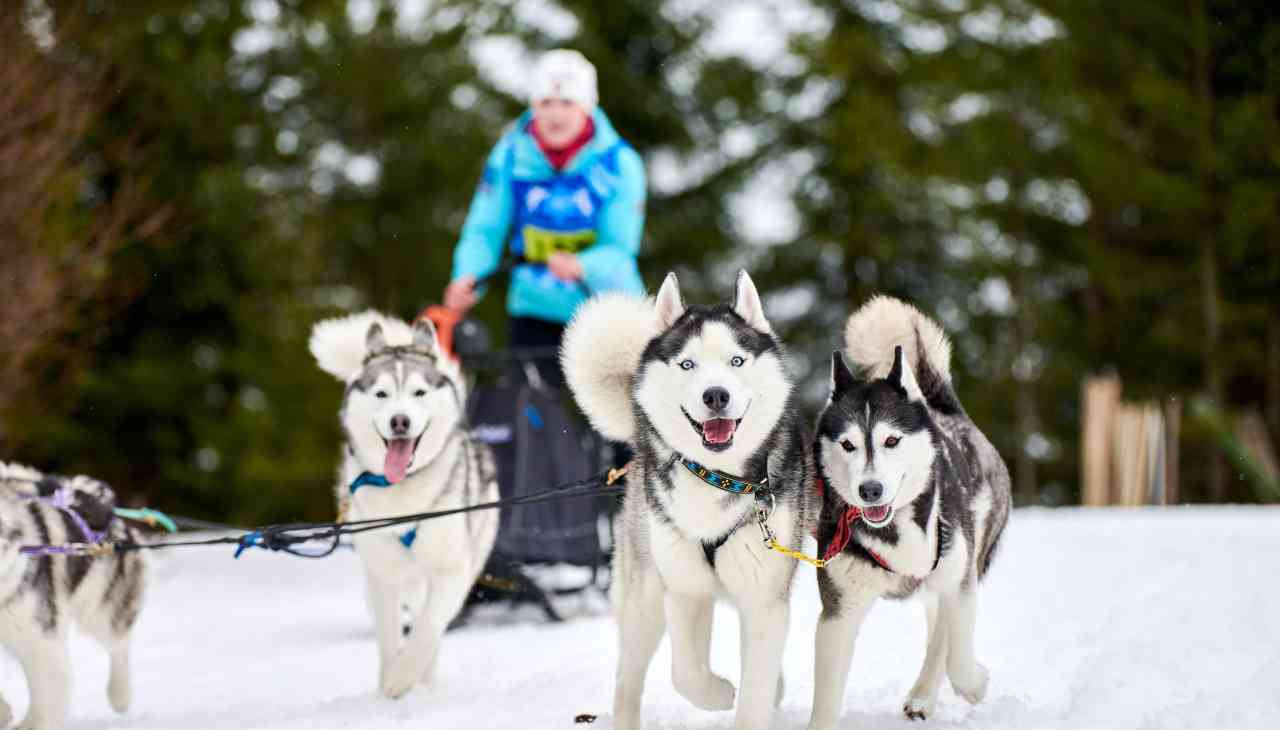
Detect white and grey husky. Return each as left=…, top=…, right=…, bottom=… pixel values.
left=563, top=271, right=817, bottom=730
left=309, top=312, right=498, bottom=699
left=807, top=296, right=1011, bottom=729
left=0, top=462, right=146, bottom=730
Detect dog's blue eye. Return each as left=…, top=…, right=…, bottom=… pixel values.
left=884, top=435, right=900, bottom=448
left=679, top=359, right=695, bottom=370
left=840, top=439, right=857, bottom=452
left=375, top=390, right=389, bottom=399
left=730, top=355, right=745, bottom=367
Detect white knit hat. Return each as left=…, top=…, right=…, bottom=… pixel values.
left=528, top=49, right=598, bottom=111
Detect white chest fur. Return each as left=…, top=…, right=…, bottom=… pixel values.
left=647, top=497, right=800, bottom=602
left=655, top=465, right=757, bottom=542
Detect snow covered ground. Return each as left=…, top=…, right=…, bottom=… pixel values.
left=2, top=506, right=1277, bottom=729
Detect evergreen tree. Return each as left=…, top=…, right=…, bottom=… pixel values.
left=2, top=0, right=780, bottom=522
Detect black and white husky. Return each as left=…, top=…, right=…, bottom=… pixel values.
left=807, top=296, right=1012, bottom=729
left=309, top=312, right=498, bottom=699
left=0, top=462, right=146, bottom=730
left=562, top=271, right=817, bottom=730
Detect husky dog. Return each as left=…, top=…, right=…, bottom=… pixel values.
left=806, top=296, right=1011, bottom=729
left=309, top=312, right=499, bottom=699
left=0, top=462, right=146, bottom=730
left=562, top=271, right=816, bottom=730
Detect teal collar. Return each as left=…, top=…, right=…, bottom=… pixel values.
left=676, top=456, right=767, bottom=496
left=349, top=472, right=392, bottom=495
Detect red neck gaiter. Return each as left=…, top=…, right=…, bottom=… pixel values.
left=532, top=116, right=596, bottom=171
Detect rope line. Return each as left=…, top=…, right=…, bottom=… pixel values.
left=25, top=468, right=627, bottom=560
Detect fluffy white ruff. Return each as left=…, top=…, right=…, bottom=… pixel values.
left=844, top=295, right=952, bottom=382
left=309, top=310, right=459, bottom=383
left=561, top=292, right=658, bottom=442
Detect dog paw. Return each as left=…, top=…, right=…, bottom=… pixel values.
left=949, top=662, right=989, bottom=705
left=381, top=650, right=429, bottom=699
left=673, top=672, right=736, bottom=711
left=903, top=694, right=936, bottom=720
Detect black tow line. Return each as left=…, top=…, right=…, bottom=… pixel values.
left=25, top=468, right=628, bottom=561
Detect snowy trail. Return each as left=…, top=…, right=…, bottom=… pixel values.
left=2, top=507, right=1277, bottom=729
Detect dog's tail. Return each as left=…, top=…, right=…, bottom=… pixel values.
left=309, top=310, right=416, bottom=382
left=844, top=295, right=958, bottom=412
left=561, top=292, right=658, bottom=443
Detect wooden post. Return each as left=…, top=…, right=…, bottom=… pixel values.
left=1081, top=374, right=1121, bottom=505
left=1164, top=398, right=1182, bottom=505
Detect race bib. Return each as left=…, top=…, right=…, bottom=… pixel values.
left=521, top=225, right=596, bottom=262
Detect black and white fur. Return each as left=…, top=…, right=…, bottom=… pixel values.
left=0, top=462, right=146, bottom=730
left=562, top=271, right=817, bottom=730
left=807, top=296, right=1011, bottom=729
left=309, top=312, right=498, bottom=699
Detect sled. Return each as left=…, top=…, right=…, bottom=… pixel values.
left=419, top=305, right=616, bottom=623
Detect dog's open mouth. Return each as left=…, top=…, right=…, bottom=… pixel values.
left=382, top=434, right=423, bottom=484
left=861, top=504, right=893, bottom=527
left=682, top=408, right=742, bottom=452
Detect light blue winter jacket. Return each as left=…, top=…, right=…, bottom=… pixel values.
left=449, top=108, right=647, bottom=324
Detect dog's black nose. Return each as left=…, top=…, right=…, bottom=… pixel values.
left=858, top=481, right=884, bottom=503
left=390, top=414, right=411, bottom=435
left=702, top=386, right=731, bottom=412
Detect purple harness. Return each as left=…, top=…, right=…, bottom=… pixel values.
left=16, top=487, right=112, bottom=556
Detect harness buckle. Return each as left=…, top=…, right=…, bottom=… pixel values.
left=754, top=490, right=776, bottom=547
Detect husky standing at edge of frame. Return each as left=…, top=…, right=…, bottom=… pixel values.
left=309, top=312, right=499, bottom=700
left=0, top=462, right=146, bottom=730
left=562, top=270, right=818, bottom=730
left=806, top=296, right=1012, bottom=730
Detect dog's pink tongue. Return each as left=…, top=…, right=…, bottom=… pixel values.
left=864, top=504, right=891, bottom=522
left=703, top=418, right=737, bottom=444
left=383, top=438, right=414, bottom=484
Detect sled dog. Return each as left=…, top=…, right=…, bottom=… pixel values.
left=0, top=462, right=146, bottom=730
left=807, top=296, right=1011, bottom=729
left=562, top=271, right=816, bottom=730
left=309, top=312, right=498, bottom=698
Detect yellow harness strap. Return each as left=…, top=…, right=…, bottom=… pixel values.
left=764, top=537, right=828, bottom=569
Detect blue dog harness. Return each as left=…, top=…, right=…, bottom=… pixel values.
left=348, top=471, right=419, bottom=549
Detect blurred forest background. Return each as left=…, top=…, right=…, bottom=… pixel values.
left=1, top=0, right=1277, bottom=524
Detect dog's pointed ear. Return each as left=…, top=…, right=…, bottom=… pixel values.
left=831, top=351, right=860, bottom=399
left=732, top=270, right=771, bottom=333
left=366, top=323, right=388, bottom=355
left=655, top=272, right=685, bottom=329
left=886, top=345, right=924, bottom=401
left=411, top=317, right=438, bottom=354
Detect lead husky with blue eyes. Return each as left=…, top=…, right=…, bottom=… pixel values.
left=310, top=311, right=498, bottom=700
left=562, top=271, right=816, bottom=730
left=807, top=296, right=1011, bottom=729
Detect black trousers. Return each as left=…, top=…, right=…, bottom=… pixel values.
left=509, top=315, right=631, bottom=469
left=509, top=316, right=566, bottom=390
